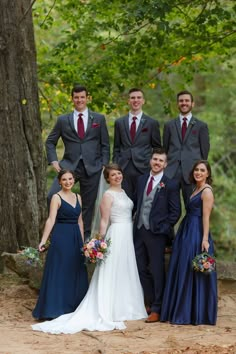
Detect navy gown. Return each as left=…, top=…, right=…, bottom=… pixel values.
left=161, top=188, right=217, bottom=325
left=33, top=195, right=88, bottom=320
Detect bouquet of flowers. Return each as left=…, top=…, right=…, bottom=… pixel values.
left=83, top=233, right=111, bottom=265
left=192, top=252, right=216, bottom=274
left=19, top=246, right=43, bottom=267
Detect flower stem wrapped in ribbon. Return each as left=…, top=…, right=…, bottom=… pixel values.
left=83, top=233, right=111, bottom=265
left=192, top=252, right=216, bottom=274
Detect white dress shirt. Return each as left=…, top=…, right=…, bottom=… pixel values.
left=179, top=113, right=192, bottom=127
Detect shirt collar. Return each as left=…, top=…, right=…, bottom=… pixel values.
left=129, top=111, right=143, bottom=122
left=179, top=113, right=192, bottom=123
left=149, top=171, right=164, bottom=181
left=74, top=108, right=88, bottom=117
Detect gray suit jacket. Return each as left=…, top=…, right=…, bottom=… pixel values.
left=112, top=113, right=161, bottom=173
left=46, top=110, right=110, bottom=176
left=163, top=116, right=210, bottom=183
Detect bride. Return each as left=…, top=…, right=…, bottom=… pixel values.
left=32, top=163, right=147, bottom=334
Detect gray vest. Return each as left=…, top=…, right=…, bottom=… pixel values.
left=137, top=184, right=158, bottom=230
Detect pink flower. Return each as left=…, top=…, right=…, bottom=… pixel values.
left=87, top=241, right=95, bottom=249
left=96, top=252, right=104, bottom=259
left=100, top=242, right=107, bottom=249
left=203, top=262, right=210, bottom=269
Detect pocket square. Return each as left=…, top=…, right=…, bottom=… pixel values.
left=92, top=123, right=100, bottom=128
left=192, top=130, right=197, bottom=135
left=141, top=128, right=148, bottom=132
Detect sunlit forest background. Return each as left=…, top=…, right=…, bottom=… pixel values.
left=33, top=0, right=236, bottom=260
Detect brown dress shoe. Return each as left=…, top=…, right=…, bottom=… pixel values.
left=145, top=312, right=160, bottom=323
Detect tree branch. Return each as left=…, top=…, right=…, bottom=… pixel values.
left=40, top=0, right=57, bottom=27
left=18, top=0, right=37, bottom=25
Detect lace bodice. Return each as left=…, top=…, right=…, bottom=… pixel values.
left=105, top=190, right=133, bottom=223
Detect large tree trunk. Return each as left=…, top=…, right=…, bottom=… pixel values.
left=0, top=0, right=46, bottom=268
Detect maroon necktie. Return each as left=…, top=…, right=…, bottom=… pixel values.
left=77, top=113, right=85, bottom=139
left=130, top=116, right=137, bottom=143
left=146, top=176, right=154, bottom=196
left=181, top=117, right=187, bottom=140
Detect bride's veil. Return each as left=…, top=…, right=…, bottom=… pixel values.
left=91, top=171, right=109, bottom=236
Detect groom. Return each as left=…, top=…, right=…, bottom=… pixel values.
left=133, top=148, right=181, bottom=322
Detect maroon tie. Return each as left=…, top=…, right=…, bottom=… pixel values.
left=77, top=113, right=85, bottom=139
left=130, top=116, right=137, bottom=143
left=146, top=176, right=154, bottom=196
left=181, top=117, right=187, bottom=140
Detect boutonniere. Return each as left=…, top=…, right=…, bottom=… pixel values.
left=190, top=119, right=196, bottom=126
left=89, top=115, right=94, bottom=121
left=141, top=127, right=148, bottom=132
left=157, top=182, right=165, bottom=191
left=92, top=122, right=100, bottom=128
left=140, top=118, right=146, bottom=124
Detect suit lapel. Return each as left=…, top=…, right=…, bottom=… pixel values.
left=138, top=174, right=149, bottom=211
left=84, top=110, right=93, bottom=138
left=184, top=116, right=197, bottom=141
left=134, top=113, right=146, bottom=141
left=174, top=117, right=182, bottom=143
left=123, top=115, right=132, bottom=143
left=152, top=175, right=168, bottom=205
left=68, top=113, right=78, bottom=137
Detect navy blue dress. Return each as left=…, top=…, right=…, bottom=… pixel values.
left=33, top=195, right=88, bottom=320
left=161, top=188, right=217, bottom=325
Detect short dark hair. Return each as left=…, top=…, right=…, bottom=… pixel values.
left=177, top=90, right=194, bottom=102
left=128, top=88, right=144, bottom=96
left=57, top=169, right=75, bottom=181
left=71, top=85, right=88, bottom=97
left=151, top=147, right=167, bottom=158
left=103, top=163, right=123, bottom=183
left=189, top=160, right=213, bottom=185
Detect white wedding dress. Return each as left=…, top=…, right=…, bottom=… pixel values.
left=32, top=190, right=147, bottom=334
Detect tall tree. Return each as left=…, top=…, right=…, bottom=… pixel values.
left=0, top=0, right=46, bottom=267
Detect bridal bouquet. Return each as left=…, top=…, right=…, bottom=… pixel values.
left=83, top=234, right=111, bottom=265
left=192, top=252, right=216, bottom=274
left=19, top=247, right=43, bottom=267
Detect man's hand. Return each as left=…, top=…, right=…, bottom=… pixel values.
left=51, top=161, right=61, bottom=173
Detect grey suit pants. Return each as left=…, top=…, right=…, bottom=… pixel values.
left=122, top=160, right=148, bottom=201
left=174, top=166, right=194, bottom=208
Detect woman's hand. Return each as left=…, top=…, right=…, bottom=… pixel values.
left=201, top=239, right=209, bottom=252
left=38, top=242, right=46, bottom=252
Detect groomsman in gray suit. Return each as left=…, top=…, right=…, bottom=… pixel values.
left=46, top=85, right=110, bottom=240
left=113, top=88, right=161, bottom=200
left=163, top=90, right=210, bottom=207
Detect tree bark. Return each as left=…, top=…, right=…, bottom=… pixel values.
left=0, top=0, right=47, bottom=268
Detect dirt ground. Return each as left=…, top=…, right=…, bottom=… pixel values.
left=0, top=274, right=235, bottom=354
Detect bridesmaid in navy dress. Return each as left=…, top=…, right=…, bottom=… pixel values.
left=161, top=160, right=217, bottom=325
left=33, top=170, right=88, bottom=320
